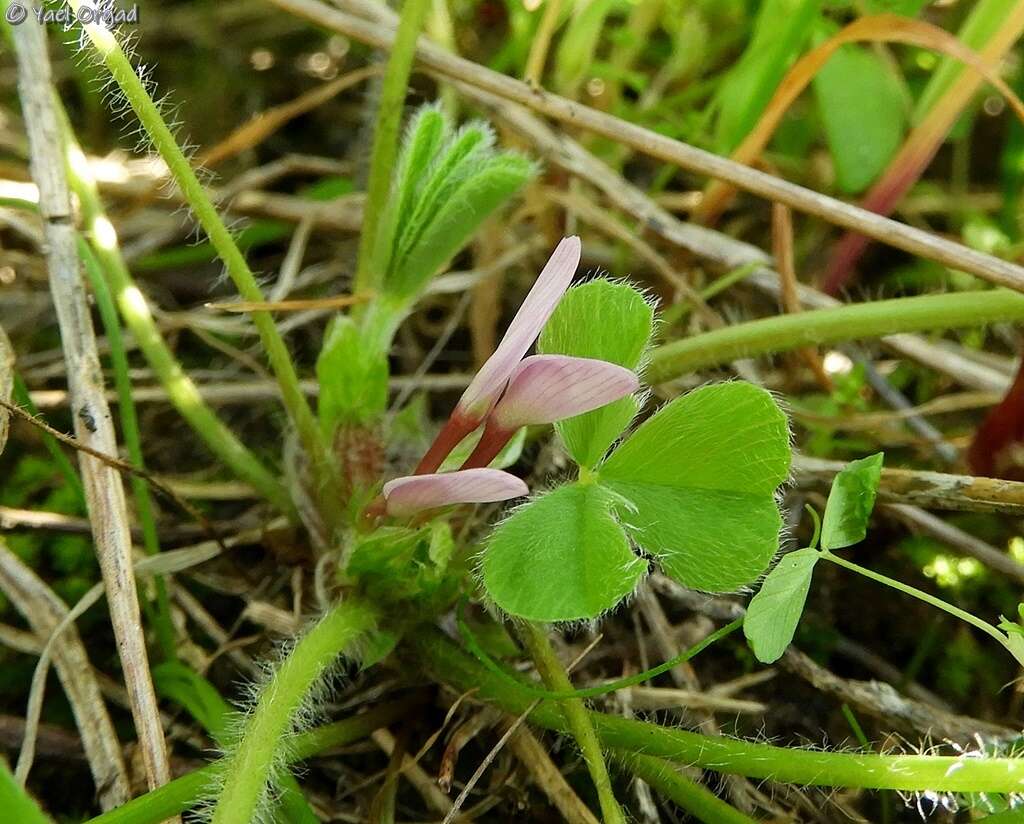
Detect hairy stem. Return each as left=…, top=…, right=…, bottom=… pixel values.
left=518, top=621, right=625, bottom=824
left=648, top=288, right=1024, bottom=382
left=617, top=752, right=755, bottom=824
left=355, top=0, right=432, bottom=296
left=57, top=112, right=293, bottom=515
left=411, top=625, right=1024, bottom=793
left=211, top=599, right=376, bottom=824
left=68, top=5, right=337, bottom=522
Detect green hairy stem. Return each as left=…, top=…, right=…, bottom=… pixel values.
left=211, top=600, right=376, bottom=824
left=355, top=0, right=432, bottom=296
left=69, top=4, right=337, bottom=519
left=59, top=114, right=293, bottom=515
left=411, top=626, right=1024, bottom=794
left=648, top=288, right=1024, bottom=382
left=82, top=697, right=424, bottom=824
left=519, top=622, right=625, bottom=824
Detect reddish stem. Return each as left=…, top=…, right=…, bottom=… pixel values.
left=460, top=419, right=514, bottom=470
left=414, top=409, right=479, bottom=475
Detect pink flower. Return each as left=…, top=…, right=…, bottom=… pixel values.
left=382, top=468, right=528, bottom=517
left=370, top=236, right=639, bottom=524
left=462, top=355, right=639, bottom=468
left=415, top=236, right=581, bottom=474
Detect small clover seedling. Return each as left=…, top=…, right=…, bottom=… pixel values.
left=745, top=452, right=1024, bottom=669
left=744, top=452, right=883, bottom=663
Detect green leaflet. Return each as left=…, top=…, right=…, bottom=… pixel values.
left=821, top=452, right=884, bottom=551
left=380, top=113, right=535, bottom=301
left=481, top=382, right=792, bottom=621
left=743, top=547, right=819, bottom=663
left=538, top=279, right=654, bottom=467
left=813, top=44, right=907, bottom=194
left=599, top=382, right=791, bottom=592
left=713, top=0, right=821, bottom=153
left=483, top=482, right=647, bottom=622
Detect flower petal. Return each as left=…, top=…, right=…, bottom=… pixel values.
left=382, top=468, right=529, bottom=517
left=457, top=236, right=581, bottom=417
left=492, top=354, right=639, bottom=429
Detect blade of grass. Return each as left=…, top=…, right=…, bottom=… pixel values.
left=647, top=288, right=1024, bottom=382
left=0, top=759, right=51, bottom=824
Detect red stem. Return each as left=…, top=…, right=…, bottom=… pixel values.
left=460, top=419, right=514, bottom=470
left=414, top=409, right=479, bottom=475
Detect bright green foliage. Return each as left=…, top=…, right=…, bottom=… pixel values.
left=913, top=0, right=1015, bottom=123
left=600, top=382, right=791, bottom=591
left=483, top=382, right=791, bottom=621
left=539, top=279, right=654, bottom=467
left=743, top=547, right=819, bottom=663
left=0, top=759, right=50, bottom=824
left=483, top=483, right=647, bottom=621
left=821, top=452, right=883, bottom=550
left=554, top=0, right=618, bottom=96
left=713, top=0, right=821, bottom=152
left=346, top=522, right=455, bottom=606
left=316, top=315, right=389, bottom=433
left=372, top=106, right=535, bottom=301
left=813, top=44, right=907, bottom=194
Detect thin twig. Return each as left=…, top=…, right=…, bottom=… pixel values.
left=10, top=11, right=172, bottom=794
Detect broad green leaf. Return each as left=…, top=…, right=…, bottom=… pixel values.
left=743, top=547, right=819, bottom=663
left=483, top=482, right=647, bottom=621
left=813, top=44, right=907, bottom=194
left=538, top=279, right=653, bottom=467
left=600, top=382, right=790, bottom=591
left=317, top=315, right=389, bottom=432
left=821, top=452, right=883, bottom=550
left=713, top=0, right=821, bottom=153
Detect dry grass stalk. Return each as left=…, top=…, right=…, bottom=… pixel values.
left=0, top=538, right=130, bottom=809
left=9, top=15, right=173, bottom=798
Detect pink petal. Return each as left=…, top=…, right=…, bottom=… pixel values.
left=491, top=354, right=639, bottom=429
left=382, top=468, right=529, bottom=517
left=457, top=236, right=581, bottom=418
